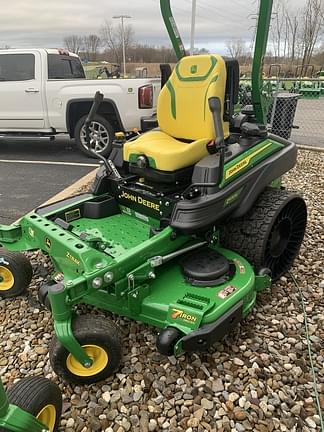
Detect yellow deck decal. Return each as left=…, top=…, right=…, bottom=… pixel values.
left=171, top=308, right=197, bottom=323
left=225, top=143, right=272, bottom=180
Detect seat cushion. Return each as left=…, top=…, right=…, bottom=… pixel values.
left=124, top=130, right=210, bottom=172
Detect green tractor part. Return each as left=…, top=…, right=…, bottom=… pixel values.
left=318, top=69, right=324, bottom=95
left=0, top=376, right=62, bottom=432
left=0, top=0, right=307, bottom=385
left=290, top=64, right=321, bottom=99
left=299, top=87, right=321, bottom=99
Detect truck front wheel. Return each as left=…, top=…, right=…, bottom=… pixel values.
left=74, top=114, right=114, bottom=158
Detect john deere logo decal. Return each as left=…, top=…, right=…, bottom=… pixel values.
left=45, top=238, right=52, bottom=249
left=119, top=190, right=160, bottom=212
left=225, top=143, right=272, bottom=180
left=171, top=308, right=197, bottom=323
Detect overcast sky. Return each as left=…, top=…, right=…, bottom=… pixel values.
left=0, top=0, right=308, bottom=54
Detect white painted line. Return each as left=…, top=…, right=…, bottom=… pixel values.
left=0, top=159, right=99, bottom=167
left=14, top=168, right=99, bottom=223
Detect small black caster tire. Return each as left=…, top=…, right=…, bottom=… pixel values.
left=0, top=249, right=33, bottom=298
left=0, top=376, right=62, bottom=432
left=49, top=314, right=123, bottom=384
left=156, top=327, right=183, bottom=356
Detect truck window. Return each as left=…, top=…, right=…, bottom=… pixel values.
left=47, top=54, right=85, bottom=79
left=0, top=54, right=35, bottom=81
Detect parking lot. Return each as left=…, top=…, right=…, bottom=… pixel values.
left=291, top=97, right=324, bottom=148
left=0, top=136, right=98, bottom=224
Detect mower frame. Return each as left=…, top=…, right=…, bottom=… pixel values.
left=0, top=0, right=306, bottom=378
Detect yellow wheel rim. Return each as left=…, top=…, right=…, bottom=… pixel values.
left=36, top=404, right=56, bottom=432
left=66, top=345, right=108, bottom=377
left=0, top=266, right=15, bottom=291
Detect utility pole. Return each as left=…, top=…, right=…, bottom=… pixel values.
left=190, top=0, right=197, bottom=55
left=113, top=15, right=132, bottom=77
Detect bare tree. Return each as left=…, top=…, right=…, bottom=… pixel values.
left=83, top=34, right=101, bottom=61
left=300, top=0, right=324, bottom=68
left=270, top=0, right=286, bottom=61
left=225, top=38, right=247, bottom=58
left=101, top=21, right=135, bottom=64
left=285, top=12, right=299, bottom=64
left=193, top=48, right=210, bottom=55
left=63, top=35, right=84, bottom=54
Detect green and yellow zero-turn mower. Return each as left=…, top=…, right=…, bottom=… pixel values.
left=0, top=375, right=62, bottom=432
left=0, top=0, right=307, bottom=384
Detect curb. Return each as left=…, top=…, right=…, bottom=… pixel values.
left=43, top=168, right=98, bottom=206
left=297, top=144, right=324, bottom=153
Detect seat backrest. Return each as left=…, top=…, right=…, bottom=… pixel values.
left=157, top=54, right=229, bottom=141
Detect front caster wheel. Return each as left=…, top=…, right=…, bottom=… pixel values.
left=0, top=376, right=62, bottom=432
left=0, top=249, right=33, bottom=298
left=49, top=314, right=123, bottom=384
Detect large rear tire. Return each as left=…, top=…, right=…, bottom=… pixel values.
left=221, top=188, right=307, bottom=281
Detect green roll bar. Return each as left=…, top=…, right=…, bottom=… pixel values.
left=160, top=0, right=186, bottom=61
left=159, top=0, right=274, bottom=124
left=251, top=0, right=274, bottom=124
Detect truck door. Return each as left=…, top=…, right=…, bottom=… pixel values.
left=0, top=51, right=45, bottom=129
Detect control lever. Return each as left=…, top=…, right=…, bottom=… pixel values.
left=85, top=91, right=122, bottom=179
left=208, top=97, right=226, bottom=186
left=85, top=91, right=104, bottom=145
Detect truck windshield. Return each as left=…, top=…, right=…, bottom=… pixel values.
left=47, top=54, right=85, bottom=79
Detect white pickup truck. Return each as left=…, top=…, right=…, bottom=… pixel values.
left=0, top=49, right=160, bottom=156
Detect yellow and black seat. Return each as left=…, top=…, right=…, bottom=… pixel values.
left=124, top=54, right=230, bottom=182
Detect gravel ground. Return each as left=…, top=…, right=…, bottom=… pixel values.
left=0, top=150, right=323, bottom=432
